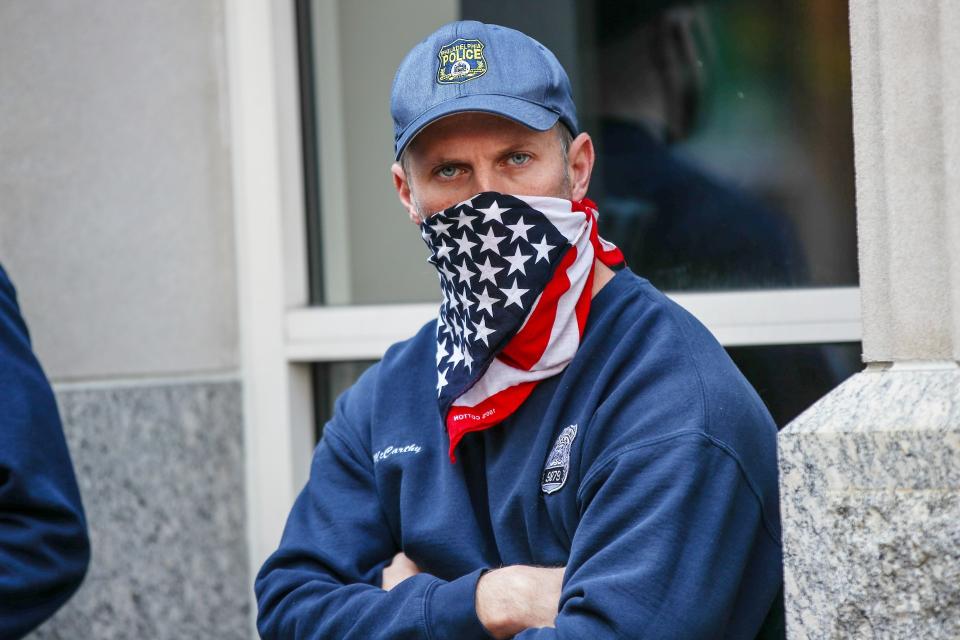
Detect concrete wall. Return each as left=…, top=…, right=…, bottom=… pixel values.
left=0, top=2, right=249, bottom=637
left=0, top=0, right=238, bottom=381
left=851, top=0, right=960, bottom=362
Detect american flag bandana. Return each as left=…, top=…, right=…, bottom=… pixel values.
left=419, top=192, right=625, bottom=462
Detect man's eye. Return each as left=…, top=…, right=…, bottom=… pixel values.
left=508, top=153, right=531, bottom=166
left=437, top=166, right=459, bottom=178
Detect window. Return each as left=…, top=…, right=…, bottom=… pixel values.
left=232, top=0, right=862, bottom=565
left=295, top=0, right=861, bottom=436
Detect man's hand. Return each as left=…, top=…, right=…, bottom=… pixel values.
left=475, top=565, right=565, bottom=639
left=382, top=554, right=564, bottom=637
left=381, top=552, right=421, bottom=591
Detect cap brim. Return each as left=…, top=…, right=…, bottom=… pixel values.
left=394, top=94, right=561, bottom=160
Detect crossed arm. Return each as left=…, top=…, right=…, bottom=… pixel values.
left=255, top=415, right=781, bottom=639
left=255, top=423, right=573, bottom=639
left=382, top=551, right=564, bottom=638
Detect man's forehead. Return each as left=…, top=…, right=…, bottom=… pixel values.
left=407, top=112, right=553, bottom=159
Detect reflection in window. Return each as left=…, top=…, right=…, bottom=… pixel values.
left=464, top=0, right=857, bottom=292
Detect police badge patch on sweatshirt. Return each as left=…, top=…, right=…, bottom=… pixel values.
left=541, top=424, right=578, bottom=494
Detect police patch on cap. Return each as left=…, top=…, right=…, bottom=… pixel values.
left=541, top=424, right=578, bottom=495
left=437, top=38, right=487, bottom=84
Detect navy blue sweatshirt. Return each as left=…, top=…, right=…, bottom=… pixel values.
left=256, top=268, right=782, bottom=639
left=0, top=265, right=90, bottom=639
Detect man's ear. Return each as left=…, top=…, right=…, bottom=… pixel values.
left=391, top=162, right=422, bottom=224
left=567, top=132, right=595, bottom=201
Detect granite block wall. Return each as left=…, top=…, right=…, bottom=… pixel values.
left=779, top=366, right=960, bottom=638
left=28, top=379, right=250, bottom=640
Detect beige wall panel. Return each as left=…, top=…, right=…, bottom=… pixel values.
left=851, top=0, right=960, bottom=361
left=0, top=0, right=238, bottom=380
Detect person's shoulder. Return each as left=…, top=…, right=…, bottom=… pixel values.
left=0, top=263, right=25, bottom=329
left=592, top=269, right=773, bottom=438
left=343, top=317, right=436, bottom=390
left=0, top=264, right=39, bottom=365
left=0, top=262, right=12, bottom=294
left=379, top=318, right=437, bottom=371
left=642, top=280, right=777, bottom=447
left=325, top=319, right=437, bottom=440
left=582, top=268, right=731, bottom=414
left=576, top=271, right=706, bottom=450
left=583, top=269, right=780, bottom=534
left=365, top=319, right=437, bottom=406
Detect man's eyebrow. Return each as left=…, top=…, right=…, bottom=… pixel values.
left=419, top=137, right=542, bottom=166
left=426, top=156, right=466, bottom=166
left=493, top=138, right=538, bottom=156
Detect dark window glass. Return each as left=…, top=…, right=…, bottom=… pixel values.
left=463, top=0, right=857, bottom=292
left=726, top=342, right=862, bottom=428
left=312, top=361, right=378, bottom=440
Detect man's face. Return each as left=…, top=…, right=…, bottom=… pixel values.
left=392, top=112, right=592, bottom=222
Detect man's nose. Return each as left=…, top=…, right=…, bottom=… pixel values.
left=473, top=167, right=506, bottom=194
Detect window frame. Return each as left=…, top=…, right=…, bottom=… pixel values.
left=285, top=288, right=861, bottom=362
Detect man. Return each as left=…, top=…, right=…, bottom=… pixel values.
left=0, top=264, right=90, bottom=638
left=256, top=20, right=782, bottom=639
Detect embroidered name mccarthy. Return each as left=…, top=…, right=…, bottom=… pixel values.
left=372, top=444, right=422, bottom=464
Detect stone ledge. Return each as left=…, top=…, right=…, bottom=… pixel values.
left=779, top=367, right=960, bottom=639
left=28, top=379, right=250, bottom=640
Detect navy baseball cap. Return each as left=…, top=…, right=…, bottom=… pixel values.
left=391, top=20, right=579, bottom=160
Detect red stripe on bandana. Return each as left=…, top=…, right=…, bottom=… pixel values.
left=499, top=243, right=578, bottom=371
left=446, top=379, right=538, bottom=461
left=575, top=198, right=625, bottom=268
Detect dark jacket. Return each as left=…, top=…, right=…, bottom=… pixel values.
left=0, top=264, right=90, bottom=639
left=256, top=268, right=782, bottom=639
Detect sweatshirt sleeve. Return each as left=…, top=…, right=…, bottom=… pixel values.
left=0, top=266, right=90, bottom=639
left=515, top=432, right=782, bottom=640
left=254, top=389, right=492, bottom=640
